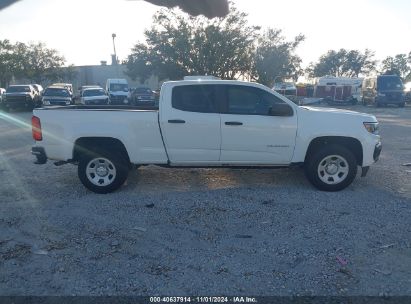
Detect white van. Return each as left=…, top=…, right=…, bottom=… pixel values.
left=106, top=79, right=130, bottom=105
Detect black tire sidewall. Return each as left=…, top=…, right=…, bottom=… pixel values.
left=305, top=145, right=358, bottom=192
left=78, top=150, right=129, bottom=194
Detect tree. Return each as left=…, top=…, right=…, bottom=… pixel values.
left=381, top=53, right=410, bottom=78
left=252, top=29, right=304, bottom=87
left=308, top=49, right=376, bottom=78
left=22, top=42, right=66, bottom=83
left=0, top=40, right=68, bottom=85
left=125, top=6, right=259, bottom=81
left=0, top=39, right=15, bottom=87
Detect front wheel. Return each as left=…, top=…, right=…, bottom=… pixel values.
left=305, top=145, right=358, bottom=191
left=78, top=149, right=129, bottom=194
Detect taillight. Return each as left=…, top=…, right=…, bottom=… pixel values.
left=32, top=116, right=42, bottom=141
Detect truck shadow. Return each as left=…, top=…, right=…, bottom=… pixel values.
left=124, top=166, right=310, bottom=194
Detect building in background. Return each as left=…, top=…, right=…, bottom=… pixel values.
left=13, top=63, right=160, bottom=94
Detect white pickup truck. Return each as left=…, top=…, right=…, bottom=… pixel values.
left=31, top=77, right=382, bottom=194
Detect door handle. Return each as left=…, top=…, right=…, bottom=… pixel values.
left=225, top=121, right=243, bottom=126
left=168, top=119, right=186, bottom=124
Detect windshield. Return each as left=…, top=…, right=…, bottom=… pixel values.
left=110, top=83, right=128, bottom=92
left=43, top=88, right=70, bottom=97
left=377, top=76, right=403, bottom=91
left=83, top=89, right=106, bottom=97
left=7, top=86, right=30, bottom=93
left=135, top=88, right=152, bottom=94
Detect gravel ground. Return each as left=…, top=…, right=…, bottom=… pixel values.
left=0, top=104, right=410, bottom=296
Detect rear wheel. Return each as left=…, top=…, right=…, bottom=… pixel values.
left=305, top=145, right=357, bottom=191
left=78, top=149, right=129, bottom=194
left=399, top=102, right=405, bottom=108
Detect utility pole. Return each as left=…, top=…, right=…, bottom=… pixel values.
left=112, top=33, right=118, bottom=65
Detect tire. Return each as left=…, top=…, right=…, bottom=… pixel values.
left=78, top=148, right=129, bottom=194
left=304, top=145, right=358, bottom=192
left=398, top=102, right=405, bottom=108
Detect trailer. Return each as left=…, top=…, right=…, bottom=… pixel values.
left=314, top=76, right=363, bottom=104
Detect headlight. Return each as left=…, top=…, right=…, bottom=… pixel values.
left=43, top=100, right=50, bottom=105
left=363, top=122, right=379, bottom=135
left=377, top=93, right=386, bottom=97
left=123, top=98, right=129, bottom=104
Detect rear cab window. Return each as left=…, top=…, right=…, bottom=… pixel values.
left=172, top=85, right=219, bottom=113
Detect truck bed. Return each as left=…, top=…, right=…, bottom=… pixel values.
left=33, top=105, right=168, bottom=164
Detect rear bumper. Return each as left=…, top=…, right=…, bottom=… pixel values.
left=31, top=146, right=47, bottom=164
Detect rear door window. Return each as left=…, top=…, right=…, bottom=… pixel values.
left=172, top=85, right=218, bottom=113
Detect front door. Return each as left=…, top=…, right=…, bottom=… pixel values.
left=220, top=85, right=297, bottom=165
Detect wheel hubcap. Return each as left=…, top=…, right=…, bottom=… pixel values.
left=96, top=165, right=108, bottom=177
left=86, top=158, right=116, bottom=187
left=317, top=155, right=349, bottom=185
left=325, top=162, right=339, bottom=175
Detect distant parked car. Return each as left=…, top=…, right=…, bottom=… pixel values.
left=2, top=84, right=37, bottom=111
left=42, top=86, right=72, bottom=106
left=52, top=83, right=74, bottom=97
left=131, top=87, right=156, bottom=105
left=404, top=82, right=411, bottom=103
left=362, top=75, right=405, bottom=107
left=75, top=85, right=101, bottom=103
left=273, top=82, right=297, bottom=96
left=80, top=87, right=110, bottom=105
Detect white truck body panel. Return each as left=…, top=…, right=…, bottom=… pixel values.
left=291, top=106, right=379, bottom=166
left=33, top=79, right=380, bottom=169
left=37, top=109, right=168, bottom=164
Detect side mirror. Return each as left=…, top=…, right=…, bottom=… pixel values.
left=269, top=103, right=294, bottom=117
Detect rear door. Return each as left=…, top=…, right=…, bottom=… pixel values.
left=220, top=85, right=297, bottom=165
left=160, top=84, right=221, bottom=164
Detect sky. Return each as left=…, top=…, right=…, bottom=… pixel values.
left=0, top=0, right=410, bottom=68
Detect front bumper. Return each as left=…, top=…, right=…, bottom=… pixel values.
left=373, top=142, right=382, bottom=162
left=110, top=95, right=128, bottom=104
left=84, top=99, right=109, bottom=105
left=31, top=147, right=47, bottom=164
